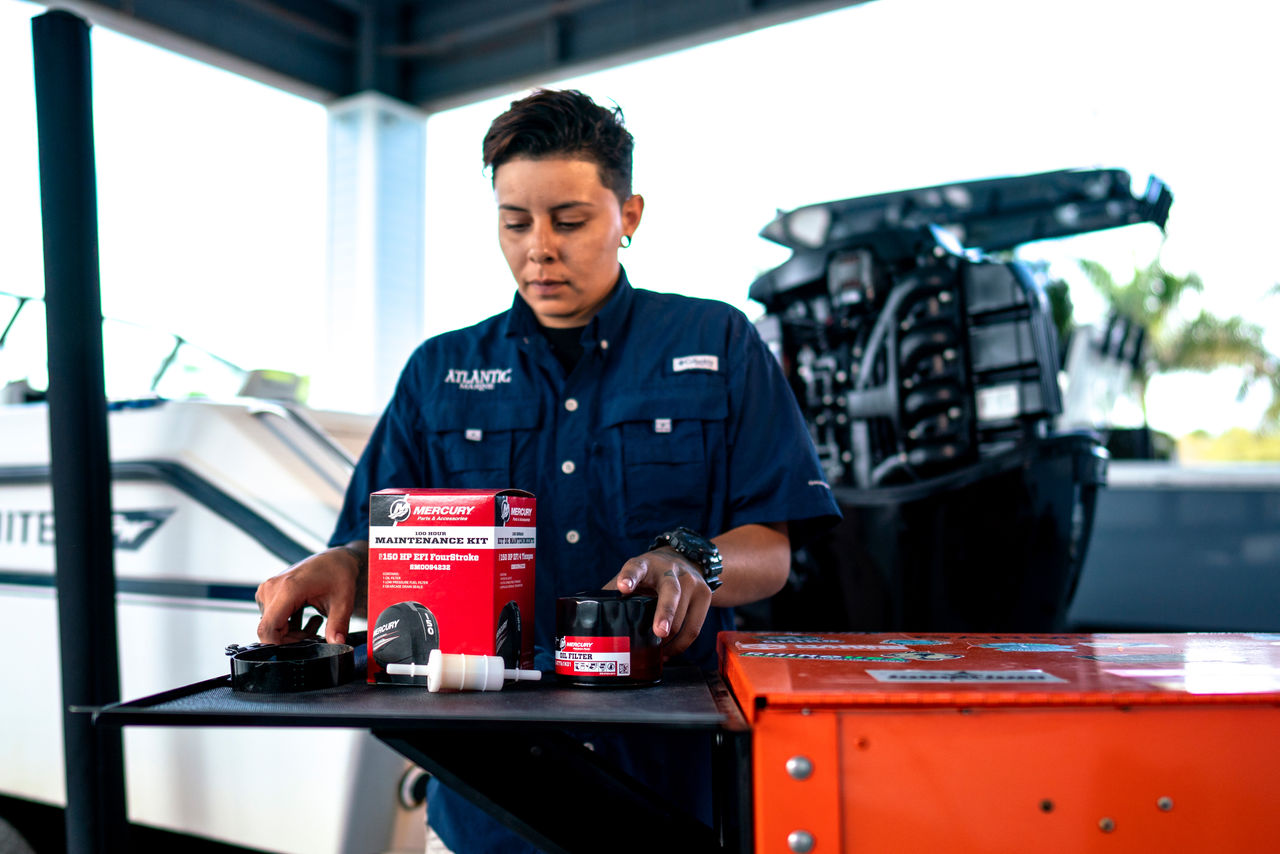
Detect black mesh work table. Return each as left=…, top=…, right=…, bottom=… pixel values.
left=92, top=667, right=750, bottom=854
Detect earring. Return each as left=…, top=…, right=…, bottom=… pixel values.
left=620, top=234, right=632, bottom=248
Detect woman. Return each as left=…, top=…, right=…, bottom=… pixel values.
left=257, top=88, right=838, bottom=853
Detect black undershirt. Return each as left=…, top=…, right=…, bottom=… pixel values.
left=538, top=324, right=586, bottom=374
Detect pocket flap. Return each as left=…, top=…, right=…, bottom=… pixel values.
left=426, top=398, right=541, bottom=433
left=600, top=384, right=727, bottom=428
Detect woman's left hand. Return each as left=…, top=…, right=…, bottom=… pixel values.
left=605, top=548, right=713, bottom=658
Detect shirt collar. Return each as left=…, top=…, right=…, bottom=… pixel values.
left=504, top=266, right=635, bottom=346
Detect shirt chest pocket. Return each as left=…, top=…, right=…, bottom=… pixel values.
left=601, top=384, right=728, bottom=538
left=427, top=398, right=540, bottom=490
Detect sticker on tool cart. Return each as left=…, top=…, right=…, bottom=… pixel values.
left=556, top=636, right=632, bottom=677
left=977, top=643, right=1076, bottom=652
left=740, top=652, right=920, bottom=663
left=1077, top=654, right=1187, bottom=663
left=886, top=639, right=949, bottom=645
left=736, top=642, right=912, bottom=651
left=867, top=669, right=1067, bottom=683
left=1079, top=641, right=1170, bottom=648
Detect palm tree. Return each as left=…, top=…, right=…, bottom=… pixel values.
left=1078, top=260, right=1280, bottom=427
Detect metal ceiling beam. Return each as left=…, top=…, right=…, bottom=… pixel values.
left=39, top=0, right=361, bottom=103
left=42, top=0, right=868, bottom=110
left=404, top=0, right=867, bottom=110
left=228, top=0, right=355, bottom=49
left=380, top=0, right=611, bottom=59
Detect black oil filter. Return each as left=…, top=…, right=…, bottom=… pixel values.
left=555, top=590, right=661, bottom=686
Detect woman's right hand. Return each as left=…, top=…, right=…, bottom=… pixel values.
left=255, top=541, right=368, bottom=645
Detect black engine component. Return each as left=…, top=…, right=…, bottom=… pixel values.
left=751, top=168, right=1170, bottom=489
left=748, top=168, right=1171, bottom=631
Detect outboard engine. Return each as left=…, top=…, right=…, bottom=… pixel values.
left=750, top=168, right=1171, bottom=631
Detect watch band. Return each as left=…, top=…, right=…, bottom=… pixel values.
left=649, top=526, right=724, bottom=591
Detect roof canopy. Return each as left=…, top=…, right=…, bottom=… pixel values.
left=51, top=0, right=865, bottom=109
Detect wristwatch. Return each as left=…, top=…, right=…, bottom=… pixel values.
left=649, top=527, right=724, bottom=591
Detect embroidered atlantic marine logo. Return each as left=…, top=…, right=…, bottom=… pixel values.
left=443, top=367, right=513, bottom=391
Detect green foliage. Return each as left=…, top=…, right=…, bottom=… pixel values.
left=1042, top=277, right=1074, bottom=360
left=1078, top=259, right=1280, bottom=428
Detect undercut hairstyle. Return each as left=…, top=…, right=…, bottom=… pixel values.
left=482, top=88, right=634, bottom=204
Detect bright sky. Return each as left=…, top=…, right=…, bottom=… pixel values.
left=2, top=0, right=1277, bottom=434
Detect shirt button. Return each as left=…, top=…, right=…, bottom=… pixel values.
left=564, top=398, right=579, bottom=412
left=561, top=460, right=576, bottom=475
left=599, top=339, right=609, bottom=350
left=565, top=529, right=580, bottom=544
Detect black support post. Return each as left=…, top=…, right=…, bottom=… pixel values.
left=31, top=11, right=129, bottom=854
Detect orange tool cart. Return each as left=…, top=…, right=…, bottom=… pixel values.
left=719, top=631, right=1280, bottom=853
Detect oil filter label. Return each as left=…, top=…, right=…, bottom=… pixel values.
left=555, top=636, right=632, bottom=677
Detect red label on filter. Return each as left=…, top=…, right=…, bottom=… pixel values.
left=555, top=635, right=632, bottom=677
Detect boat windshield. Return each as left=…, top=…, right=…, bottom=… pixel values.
left=1, top=291, right=247, bottom=403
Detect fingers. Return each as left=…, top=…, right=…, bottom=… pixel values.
left=256, top=578, right=300, bottom=645
left=324, top=587, right=354, bottom=645
left=607, top=554, right=674, bottom=634
left=255, top=547, right=362, bottom=645
left=612, top=556, right=647, bottom=595
left=610, top=549, right=712, bottom=657
left=651, top=567, right=681, bottom=638
left=658, top=576, right=711, bottom=658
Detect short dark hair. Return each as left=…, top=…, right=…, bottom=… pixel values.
left=482, top=88, right=634, bottom=203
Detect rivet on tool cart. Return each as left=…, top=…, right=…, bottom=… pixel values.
left=1157, top=797, right=1174, bottom=811
left=1099, top=817, right=1116, bottom=833
left=787, top=830, right=815, bottom=853
left=786, top=756, right=814, bottom=780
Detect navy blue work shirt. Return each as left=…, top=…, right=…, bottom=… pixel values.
left=330, top=269, right=839, bottom=852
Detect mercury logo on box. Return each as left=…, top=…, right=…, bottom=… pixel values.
left=499, top=497, right=534, bottom=526
left=388, top=499, right=410, bottom=523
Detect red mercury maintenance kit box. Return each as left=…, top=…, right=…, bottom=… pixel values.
left=367, top=488, right=535, bottom=684
left=720, top=631, right=1280, bottom=853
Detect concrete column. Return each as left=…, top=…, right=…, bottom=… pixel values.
left=320, top=91, right=426, bottom=414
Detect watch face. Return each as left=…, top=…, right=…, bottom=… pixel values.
left=653, top=528, right=720, bottom=589
left=672, top=527, right=713, bottom=553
